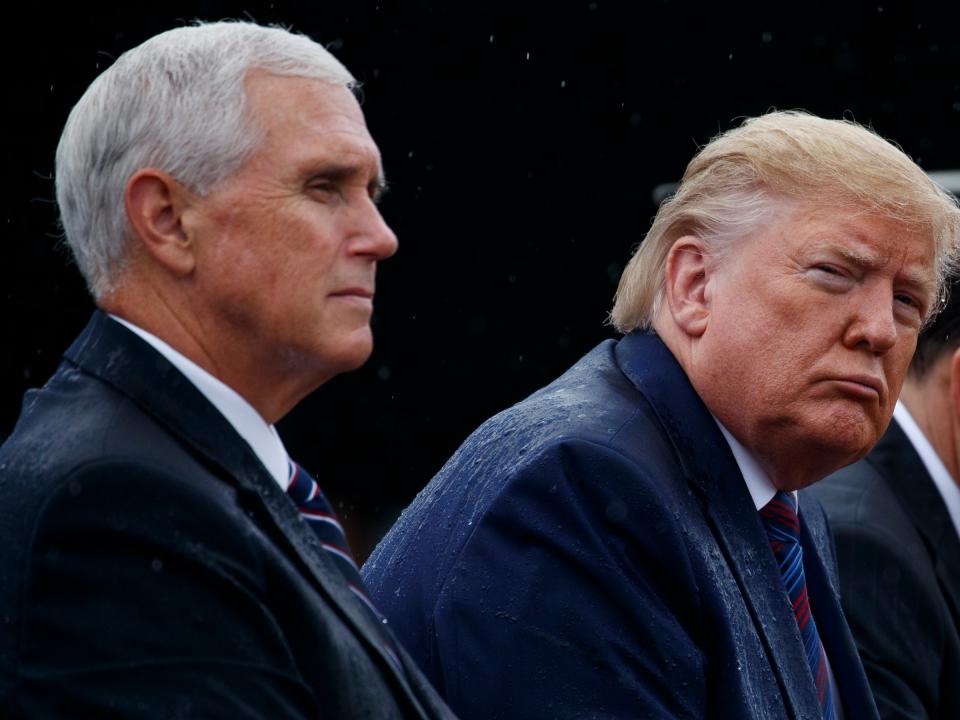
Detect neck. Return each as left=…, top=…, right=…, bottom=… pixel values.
left=101, top=283, right=318, bottom=424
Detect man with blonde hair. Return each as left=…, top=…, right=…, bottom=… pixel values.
left=0, top=21, right=454, bottom=719
left=363, top=110, right=960, bottom=719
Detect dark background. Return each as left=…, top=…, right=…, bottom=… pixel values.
left=5, top=1, right=960, bottom=559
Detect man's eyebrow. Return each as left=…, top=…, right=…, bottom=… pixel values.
left=899, top=266, right=937, bottom=301
left=809, top=242, right=883, bottom=269
left=811, top=241, right=936, bottom=300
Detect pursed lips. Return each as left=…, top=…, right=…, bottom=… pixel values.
left=827, top=373, right=885, bottom=400
left=329, top=287, right=374, bottom=300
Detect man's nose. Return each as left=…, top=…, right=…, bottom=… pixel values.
left=353, top=200, right=399, bottom=260
left=842, top=286, right=899, bottom=354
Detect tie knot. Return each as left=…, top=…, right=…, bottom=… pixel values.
left=759, top=490, right=800, bottom=544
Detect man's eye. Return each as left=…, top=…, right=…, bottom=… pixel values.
left=811, top=264, right=852, bottom=284
left=814, top=264, right=843, bottom=276
left=894, top=293, right=920, bottom=310
left=809, top=264, right=855, bottom=292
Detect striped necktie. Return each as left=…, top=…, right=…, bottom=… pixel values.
left=286, top=460, right=402, bottom=670
left=760, top=491, right=837, bottom=720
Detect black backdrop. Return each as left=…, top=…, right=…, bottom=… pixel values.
left=5, top=1, right=960, bottom=558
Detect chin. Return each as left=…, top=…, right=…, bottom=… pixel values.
left=808, top=423, right=878, bottom=475
left=332, top=330, right=375, bottom=372
left=295, top=327, right=373, bottom=381
left=330, top=345, right=373, bottom=374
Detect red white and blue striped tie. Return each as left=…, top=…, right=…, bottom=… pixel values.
left=286, top=460, right=402, bottom=670
left=760, top=491, right=837, bottom=720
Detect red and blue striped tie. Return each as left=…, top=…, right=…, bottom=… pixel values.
left=286, top=460, right=402, bottom=670
left=760, top=491, right=837, bottom=720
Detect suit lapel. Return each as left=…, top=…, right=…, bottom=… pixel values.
left=614, top=332, right=822, bottom=720
left=63, top=312, right=423, bottom=707
left=870, top=420, right=960, bottom=624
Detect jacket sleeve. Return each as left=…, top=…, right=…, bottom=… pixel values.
left=12, top=459, right=319, bottom=720
left=428, top=438, right=708, bottom=720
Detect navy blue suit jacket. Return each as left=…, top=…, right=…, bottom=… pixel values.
left=0, top=312, right=454, bottom=719
left=363, top=332, right=878, bottom=719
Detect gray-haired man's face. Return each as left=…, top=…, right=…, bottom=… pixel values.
left=184, top=72, right=398, bottom=388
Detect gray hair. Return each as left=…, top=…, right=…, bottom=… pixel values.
left=611, top=110, right=960, bottom=332
left=55, top=21, right=355, bottom=299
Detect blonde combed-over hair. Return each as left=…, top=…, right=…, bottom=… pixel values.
left=610, top=110, right=960, bottom=332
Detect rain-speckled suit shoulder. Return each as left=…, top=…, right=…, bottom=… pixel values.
left=363, top=331, right=879, bottom=720
left=0, top=312, right=455, bottom=720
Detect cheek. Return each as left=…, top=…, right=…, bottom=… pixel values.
left=883, top=350, right=913, bottom=397
left=229, top=243, right=281, bottom=292
left=284, top=212, right=342, bottom=273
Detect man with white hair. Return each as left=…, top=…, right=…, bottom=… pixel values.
left=0, top=21, right=454, bottom=719
left=363, top=111, right=960, bottom=719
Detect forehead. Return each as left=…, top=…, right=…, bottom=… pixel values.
left=758, top=204, right=935, bottom=282
left=242, top=71, right=381, bottom=167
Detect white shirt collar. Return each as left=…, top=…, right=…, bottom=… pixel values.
left=893, top=401, right=960, bottom=540
left=109, top=315, right=291, bottom=490
left=713, top=417, right=779, bottom=510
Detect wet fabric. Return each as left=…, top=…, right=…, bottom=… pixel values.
left=760, top=491, right=836, bottom=720
left=363, top=331, right=879, bottom=720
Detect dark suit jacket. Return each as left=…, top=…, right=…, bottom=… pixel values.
left=0, top=312, right=455, bottom=719
left=362, top=331, right=878, bottom=720
left=811, top=419, right=960, bottom=720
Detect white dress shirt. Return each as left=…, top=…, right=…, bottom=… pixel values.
left=893, top=401, right=960, bottom=541
left=109, top=315, right=291, bottom=490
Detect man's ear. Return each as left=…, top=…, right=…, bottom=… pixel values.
left=949, top=347, right=960, bottom=419
left=662, top=236, right=713, bottom=337
left=124, top=169, right=197, bottom=277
